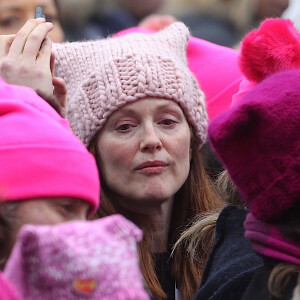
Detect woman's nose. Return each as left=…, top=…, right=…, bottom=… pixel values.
left=139, top=123, right=162, bottom=152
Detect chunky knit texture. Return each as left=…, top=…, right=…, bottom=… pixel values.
left=53, top=22, right=207, bottom=147
left=208, top=70, right=300, bottom=221
left=115, top=26, right=242, bottom=121
left=4, top=215, right=149, bottom=300
left=0, top=78, right=99, bottom=213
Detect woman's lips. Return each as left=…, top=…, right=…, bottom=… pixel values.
left=135, top=161, right=168, bottom=174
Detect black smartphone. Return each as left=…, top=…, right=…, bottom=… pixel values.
left=35, top=7, right=45, bottom=19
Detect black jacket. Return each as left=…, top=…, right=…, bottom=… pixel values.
left=242, top=258, right=298, bottom=300
left=193, top=206, right=263, bottom=300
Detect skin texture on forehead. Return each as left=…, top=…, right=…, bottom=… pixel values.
left=0, top=0, right=64, bottom=42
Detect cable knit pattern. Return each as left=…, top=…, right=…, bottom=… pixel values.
left=53, top=22, right=207, bottom=147
left=4, top=216, right=149, bottom=300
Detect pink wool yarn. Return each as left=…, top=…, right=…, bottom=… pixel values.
left=4, top=215, right=149, bottom=300
left=0, top=78, right=99, bottom=213
left=115, top=26, right=242, bottom=121
left=53, top=22, right=207, bottom=147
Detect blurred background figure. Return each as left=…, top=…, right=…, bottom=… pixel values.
left=58, top=0, right=165, bottom=41
left=0, top=0, right=64, bottom=42
left=282, top=0, right=300, bottom=31
left=161, top=0, right=289, bottom=48
left=57, top=0, right=289, bottom=45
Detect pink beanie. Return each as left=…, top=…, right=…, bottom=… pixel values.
left=53, top=22, right=207, bottom=147
left=208, top=69, right=300, bottom=221
left=232, top=18, right=300, bottom=105
left=0, top=78, right=99, bottom=213
left=0, top=272, right=22, bottom=300
left=4, top=215, right=149, bottom=300
left=115, top=27, right=242, bottom=120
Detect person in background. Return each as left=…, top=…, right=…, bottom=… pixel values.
left=58, top=0, right=166, bottom=41
left=0, top=0, right=64, bottom=42
left=173, top=168, right=263, bottom=300
left=282, top=0, right=300, bottom=31
left=161, top=0, right=289, bottom=48
left=173, top=17, right=300, bottom=300
left=0, top=76, right=100, bottom=269
left=0, top=18, right=66, bottom=114
left=4, top=215, right=149, bottom=300
left=53, top=22, right=224, bottom=300
left=208, top=68, right=300, bottom=300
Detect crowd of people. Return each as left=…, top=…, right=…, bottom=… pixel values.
left=0, top=0, right=299, bottom=299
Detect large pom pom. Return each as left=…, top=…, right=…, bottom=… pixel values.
left=239, top=18, right=300, bottom=82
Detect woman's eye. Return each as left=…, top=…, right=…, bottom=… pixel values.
left=115, top=124, right=132, bottom=132
left=0, top=17, right=19, bottom=27
left=160, top=119, right=176, bottom=126
left=59, top=203, right=73, bottom=213
left=44, top=14, right=58, bottom=23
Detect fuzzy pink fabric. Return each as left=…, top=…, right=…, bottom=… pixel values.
left=53, top=22, right=207, bottom=147
left=115, top=26, right=242, bottom=121
left=208, top=69, right=300, bottom=221
left=232, top=18, right=300, bottom=104
left=0, top=272, right=22, bottom=300
left=4, top=215, right=149, bottom=300
left=0, top=78, right=99, bottom=213
left=245, top=213, right=300, bottom=266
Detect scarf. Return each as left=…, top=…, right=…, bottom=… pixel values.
left=244, top=212, right=300, bottom=266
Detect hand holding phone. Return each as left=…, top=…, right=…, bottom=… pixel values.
left=35, top=7, right=45, bottom=19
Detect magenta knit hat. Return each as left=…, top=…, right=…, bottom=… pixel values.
left=53, top=22, right=207, bottom=147
left=0, top=78, right=99, bottom=213
left=115, top=27, right=242, bottom=120
left=0, top=272, right=22, bottom=300
left=4, top=216, right=149, bottom=300
left=208, top=69, right=300, bottom=221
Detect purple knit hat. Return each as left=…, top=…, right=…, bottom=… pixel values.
left=53, top=22, right=207, bottom=147
left=4, top=216, right=149, bottom=300
left=208, top=69, right=300, bottom=221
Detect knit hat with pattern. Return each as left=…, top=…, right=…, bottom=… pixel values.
left=53, top=22, right=207, bottom=147
left=4, top=215, right=149, bottom=300
left=0, top=78, right=99, bottom=213
left=208, top=69, right=300, bottom=221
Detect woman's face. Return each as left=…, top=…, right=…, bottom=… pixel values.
left=96, top=98, right=191, bottom=213
left=0, top=0, right=64, bottom=42
left=15, top=197, right=89, bottom=231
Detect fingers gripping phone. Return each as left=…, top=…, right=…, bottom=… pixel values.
left=35, top=7, right=45, bottom=19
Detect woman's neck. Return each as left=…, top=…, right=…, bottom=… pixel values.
left=101, top=189, right=174, bottom=252
left=147, top=198, right=174, bottom=253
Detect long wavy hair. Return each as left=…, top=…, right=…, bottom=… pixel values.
left=89, top=133, right=223, bottom=300
left=268, top=201, right=300, bottom=298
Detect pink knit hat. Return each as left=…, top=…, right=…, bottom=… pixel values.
left=232, top=18, right=300, bottom=105
left=115, top=26, right=242, bottom=121
left=0, top=272, right=22, bottom=300
left=0, top=78, right=99, bottom=213
left=208, top=69, right=300, bottom=221
left=53, top=22, right=207, bottom=147
left=4, top=215, right=149, bottom=300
